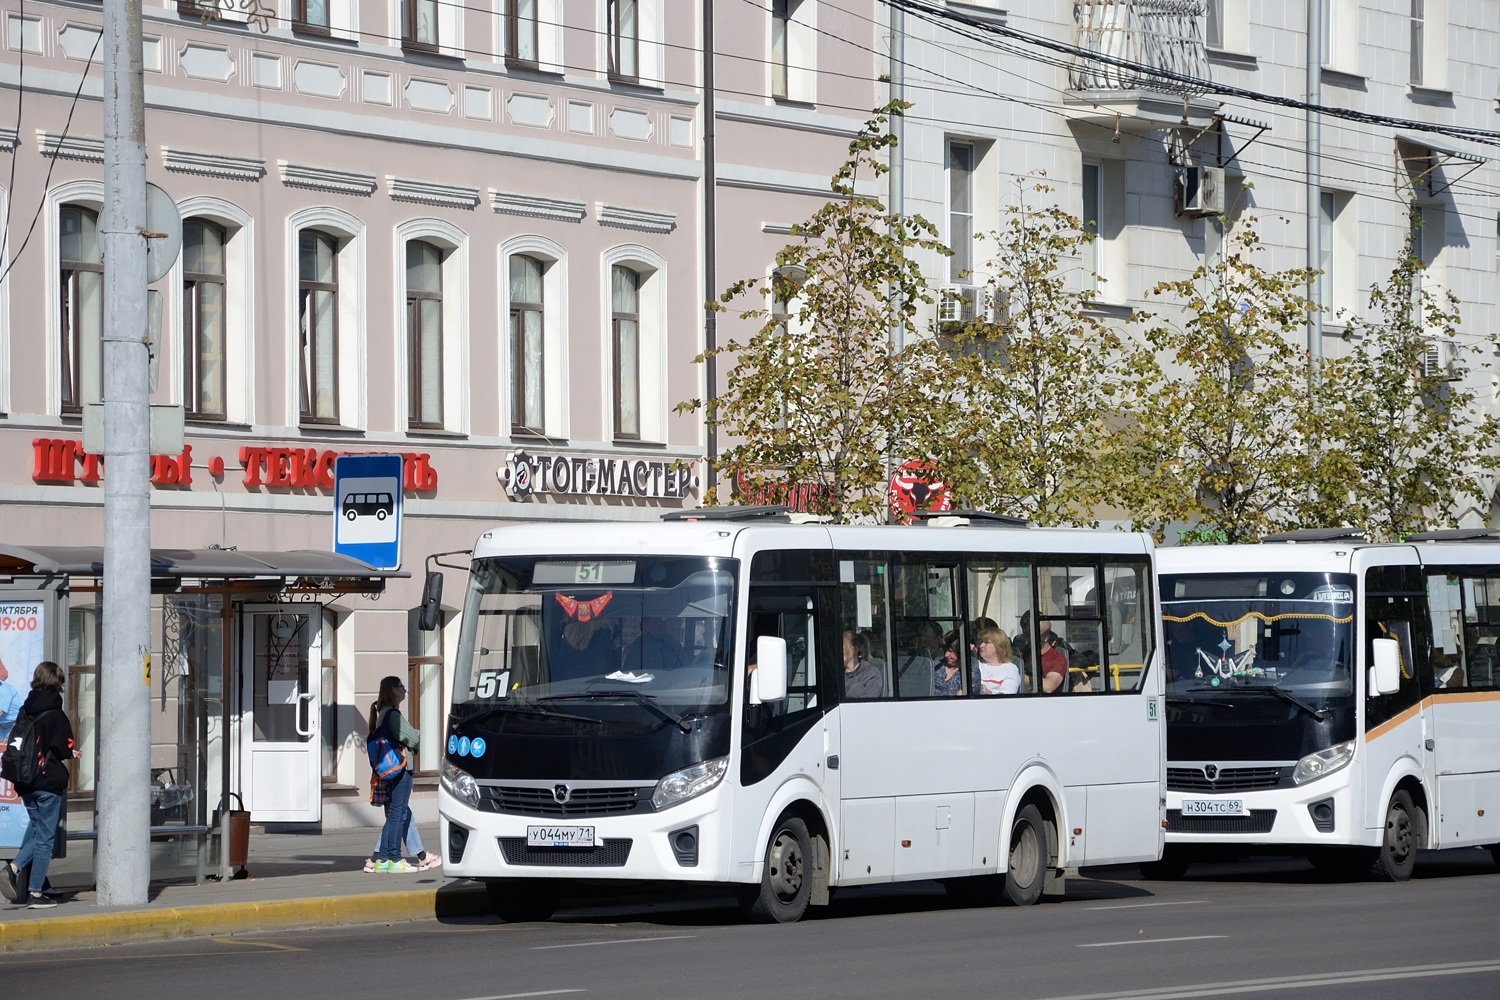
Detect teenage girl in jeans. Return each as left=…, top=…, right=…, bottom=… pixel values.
left=369, top=675, right=420, bottom=874
left=4, top=661, right=77, bottom=908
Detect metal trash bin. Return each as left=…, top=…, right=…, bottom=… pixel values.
left=225, top=792, right=250, bottom=878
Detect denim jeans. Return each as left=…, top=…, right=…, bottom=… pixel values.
left=376, top=769, right=413, bottom=862
left=14, top=789, right=63, bottom=895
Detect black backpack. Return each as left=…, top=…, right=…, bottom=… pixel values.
left=0, top=710, right=54, bottom=788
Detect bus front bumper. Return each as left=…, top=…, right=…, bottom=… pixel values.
left=1164, top=769, right=1365, bottom=847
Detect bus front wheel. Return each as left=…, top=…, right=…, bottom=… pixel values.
left=1369, top=790, right=1418, bottom=882
left=741, top=815, right=812, bottom=923
left=485, top=879, right=558, bottom=923
left=1001, top=804, right=1049, bottom=906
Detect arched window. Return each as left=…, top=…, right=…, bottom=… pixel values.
left=406, top=240, right=445, bottom=429
left=183, top=219, right=227, bottom=419
left=59, top=205, right=102, bottom=414
left=510, top=253, right=546, bottom=434
left=299, top=230, right=340, bottom=423
left=612, top=264, right=640, bottom=439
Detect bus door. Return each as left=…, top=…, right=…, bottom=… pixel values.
left=1362, top=562, right=1429, bottom=835
left=1422, top=567, right=1500, bottom=846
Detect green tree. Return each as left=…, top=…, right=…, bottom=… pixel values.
left=1313, top=236, right=1497, bottom=540
left=937, top=176, right=1138, bottom=525
left=677, top=104, right=953, bottom=522
left=1109, top=221, right=1321, bottom=542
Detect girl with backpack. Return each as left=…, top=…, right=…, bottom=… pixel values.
left=3, top=661, right=76, bottom=908
left=368, top=676, right=420, bottom=874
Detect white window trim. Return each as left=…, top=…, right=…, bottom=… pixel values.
left=772, top=0, right=817, bottom=104
left=500, top=234, right=568, bottom=440
left=395, top=218, right=469, bottom=435
left=1318, top=190, right=1357, bottom=324
left=285, top=0, right=357, bottom=41
left=389, top=0, right=462, bottom=58
left=1410, top=0, right=1448, bottom=90
left=44, top=179, right=104, bottom=417
left=601, top=244, right=666, bottom=443
left=1323, top=0, right=1359, bottom=74
left=1079, top=158, right=1126, bottom=304
left=1205, top=0, right=1250, bottom=54
left=598, top=0, right=664, bottom=87
left=287, top=207, right=368, bottom=431
left=172, top=197, right=254, bottom=425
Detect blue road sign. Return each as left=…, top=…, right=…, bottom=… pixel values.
left=333, top=454, right=403, bottom=570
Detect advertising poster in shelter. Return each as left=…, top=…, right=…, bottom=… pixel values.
left=0, top=601, right=46, bottom=848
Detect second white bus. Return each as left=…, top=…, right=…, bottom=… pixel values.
left=1157, top=530, right=1500, bottom=879
left=435, top=508, right=1165, bottom=921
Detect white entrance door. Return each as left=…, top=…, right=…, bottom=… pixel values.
left=240, top=606, right=323, bottom=822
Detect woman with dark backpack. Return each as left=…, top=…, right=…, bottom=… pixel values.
left=369, top=675, right=420, bottom=874
left=4, top=661, right=76, bottom=908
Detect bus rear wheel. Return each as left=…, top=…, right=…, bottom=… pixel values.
left=1001, top=804, right=1049, bottom=906
left=741, top=815, right=812, bottom=923
left=1368, top=790, right=1418, bottom=882
left=485, top=879, right=558, bottom=923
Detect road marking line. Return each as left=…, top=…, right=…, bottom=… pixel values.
left=1078, top=935, right=1228, bottom=948
left=453, top=991, right=587, bottom=999
left=531, top=934, right=697, bottom=950
left=1085, top=900, right=1207, bottom=911
left=210, top=938, right=309, bottom=952
left=1035, top=959, right=1500, bottom=999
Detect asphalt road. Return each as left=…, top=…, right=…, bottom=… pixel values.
left=11, top=851, right=1500, bottom=1000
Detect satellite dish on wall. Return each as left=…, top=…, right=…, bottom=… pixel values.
left=144, top=182, right=182, bottom=283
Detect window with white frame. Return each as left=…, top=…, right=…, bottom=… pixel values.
left=289, top=208, right=364, bottom=430
left=397, top=221, right=467, bottom=434
left=1408, top=0, right=1447, bottom=89
left=511, top=254, right=546, bottom=434
left=1317, top=190, right=1356, bottom=322
left=1321, top=0, right=1359, bottom=72
left=770, top=0, right=816, bottom=103
left=503, top=237, right=566, bottom=439
left=299, top=230, right=340, bottom=424
left=59, top=203, right=102, bottom=415
left=949, top=141, right=975, bottom=283
left=171, top=198, right=253, bottom=425
left=1080, top=159, right=1125, bottom=301
left=407, top=240, right=444, bottom=430
left=182, top=218, right=227, bottom=420
left=1204, top=0, right=1248, bottom=52
left=602, top=246, right=666, bottom=443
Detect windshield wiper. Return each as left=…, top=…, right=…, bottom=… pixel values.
left=542, top=691, right=693, bottom=734
left=1264, top=683, right=1327, bottom=722
left=458, top=702, right=601, bottom=727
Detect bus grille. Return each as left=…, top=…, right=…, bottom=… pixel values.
left=499, top=838, right=633, bottom=867
left=482, top=785, right=649, bottom=817
left=1167, top=767, right=1287, bottom=792
left=1166, top=809, right=1277, bottom=834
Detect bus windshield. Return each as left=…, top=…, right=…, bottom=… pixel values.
left=452, top=555, right=736, bottom=726
left=1160, top=572, right=1356, bottom=708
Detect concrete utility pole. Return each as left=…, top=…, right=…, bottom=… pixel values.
left=1306, top=0, right=1324, bottom=363
left=98, top=0, right=152, bottom=906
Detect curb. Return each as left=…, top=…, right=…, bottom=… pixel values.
left=0, top=884, right=491, bottom=954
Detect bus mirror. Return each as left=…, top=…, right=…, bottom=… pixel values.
left=751, top=636, right=787, bottom=705
left=418, top=571, right=444, bottom=631
left=1369, top=638, right=1400, bottom=695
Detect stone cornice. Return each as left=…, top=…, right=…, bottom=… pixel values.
left=278, top=160, right=378, bottom=196
left=162, top=146, right=266, bottom=181
left=595, top=203, right=676, bottom=233
left=386, top=176, right=480, bottom=209
left=38, top=131, right=104, bottom=162
left=488, top=190, right=587, bottom=223
left=0, top=127, right=18, bottom=152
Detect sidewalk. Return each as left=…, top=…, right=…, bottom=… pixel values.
left=0, top=826, right=490, bottom=953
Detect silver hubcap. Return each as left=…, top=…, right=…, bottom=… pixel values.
left=768, top=829, right=804, bottom=901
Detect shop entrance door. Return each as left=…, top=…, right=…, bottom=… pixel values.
left=240, top=606, right=323, bottom=822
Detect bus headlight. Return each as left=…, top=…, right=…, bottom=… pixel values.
left=652, top=757, right=728, bottom=810
left=1293, top=741, right=1355, bottom=785
left=441, top=756, right=480, bottom=809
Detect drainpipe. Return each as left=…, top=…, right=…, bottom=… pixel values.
left=702, top=0, right=718, bottom=495
left=1306, top=0, right=1323, bottom=363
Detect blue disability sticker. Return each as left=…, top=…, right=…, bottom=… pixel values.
left=458, top=736, right=472, bottom=756
left=470, top=738, right=486, bottom=758
left=447, top=734, right=458, bottom=754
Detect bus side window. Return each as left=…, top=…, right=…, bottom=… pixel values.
left=839, top=557, right=892, bottom=699
left=1104, top=562, right=1149, bottom=691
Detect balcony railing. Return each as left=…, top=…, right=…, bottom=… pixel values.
left=1069, top=1, right=1208, bottom=95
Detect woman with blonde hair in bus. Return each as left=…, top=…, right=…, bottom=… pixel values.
left=975, top=628, right=1022, bottom=695
left=368, top=676, right=421, bottom=874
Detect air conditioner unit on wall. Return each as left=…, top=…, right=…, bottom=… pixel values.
left=937, top=284, right=980, bottom=325
left=1175, top=165, right=1226, bottom=217
left=1421, top=336, right=1461, bottom=381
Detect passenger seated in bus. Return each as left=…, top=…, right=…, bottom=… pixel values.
left=842, top=629, right=885, bottom=699
left=1431, top=649, right=1465, bottom=689
left=624, top=615, right=686, bottom=673
left=1039, top=629, right=1069, bottom=694
left=933, top=638, right=967, bottom=696
left=975, top=628, right=1021, bottom=695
